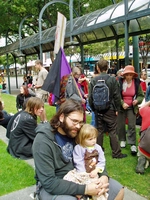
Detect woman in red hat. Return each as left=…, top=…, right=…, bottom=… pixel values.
left=117, top=65, right=144, bottom=155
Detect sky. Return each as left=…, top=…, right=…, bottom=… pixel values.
left=0, top=38, right=5, bottom=47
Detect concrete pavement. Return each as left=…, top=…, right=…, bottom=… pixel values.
left=0, top=124, right=148, bottom=200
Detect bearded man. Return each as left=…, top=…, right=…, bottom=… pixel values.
left=32, top=99, right=125, bottom=200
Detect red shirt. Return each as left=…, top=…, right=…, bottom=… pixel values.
left=139, top=106, right=150, bottom=131
left=122, top=80, right=135, bottom=106
left=140, top=80, right=147, bottom=93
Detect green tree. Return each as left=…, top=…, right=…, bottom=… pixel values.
left=0, top=0, right=123, bottom=57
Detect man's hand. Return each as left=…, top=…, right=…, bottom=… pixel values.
left=85, top=176, right=109, bottom=196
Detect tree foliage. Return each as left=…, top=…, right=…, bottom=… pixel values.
left=0, top=0, right=122, bottom=55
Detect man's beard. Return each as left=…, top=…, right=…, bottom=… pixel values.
left=60, top=118, right=80, bottom=138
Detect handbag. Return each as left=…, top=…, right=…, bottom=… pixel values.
left=139, top=126, right=150, bottom=154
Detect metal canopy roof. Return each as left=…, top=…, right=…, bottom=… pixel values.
left=0, top=0, right=150, bottom=57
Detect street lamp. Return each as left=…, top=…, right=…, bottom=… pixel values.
left=139, top=35, right=150, bottom=70
left=38, top=0, right=79, bottom=61
left=19, top=15, right=32, bottom=56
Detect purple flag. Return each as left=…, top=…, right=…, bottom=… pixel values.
left=42, top=47, right=71, bottom=102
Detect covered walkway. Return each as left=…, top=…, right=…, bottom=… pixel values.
left=0, top=0, right=150, bottom=57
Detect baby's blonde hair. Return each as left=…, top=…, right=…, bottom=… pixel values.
left=76, top=124, right=98, bottom=147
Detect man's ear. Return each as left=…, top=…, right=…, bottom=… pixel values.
left=59, top=113, right=65, bottom=123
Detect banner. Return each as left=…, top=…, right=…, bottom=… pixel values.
left=54, top=12, right=66, bottom=54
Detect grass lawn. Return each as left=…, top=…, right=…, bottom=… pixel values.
left=0, top=93, right=150, bottom=199
left=0, top=140, right=35, bottom=196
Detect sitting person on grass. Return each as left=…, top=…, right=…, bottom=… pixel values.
left=7, top=97, right=46, bottom=160
left=16, top=85, right=33, bottom=111
left=0, top=100, right=13, bottom=129
left=64, top=123, right=108, bottom=200
left=32, top=99, right=125, bottom=200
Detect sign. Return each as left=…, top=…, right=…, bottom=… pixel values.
left=54, top=12, right=66, bottom=54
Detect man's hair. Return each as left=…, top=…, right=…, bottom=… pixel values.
left=76, top=124, right=98, bottom=147
left=140, top=70, right=146, bottom=77
left=111, top=63, right=116, bottom=68
left=35, top=60, right=43, bottom=66
left=25, top=97, right=44, bottom=116
left=50, top=99, right=84, bottom=129
left=97, top=59, right=108, bottom=72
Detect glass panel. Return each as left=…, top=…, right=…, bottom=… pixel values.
left=96, top=7, right=115, bottom=24
left=93, top=28, right=106, bottom=39
left=82, top=10, right=103, bottom=27
left=137, top=16, right=150, bottom=31
left=78, top=33, right=89, bottom=43
left=129, top=20, right=140, bottom=32
left=112, top=23, right=125, bottom=35
left=129, top=0, right=149, bottom=12
left=72, top=16, right=87, bottom=30
left=102, top=26, right=114, bottom=37
left=111, top=2, right=125, bottom=19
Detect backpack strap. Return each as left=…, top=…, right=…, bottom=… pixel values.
left=95, top=74, right=110, bottom=83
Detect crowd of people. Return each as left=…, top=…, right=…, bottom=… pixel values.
left=0, top=58, right=150, bottom=200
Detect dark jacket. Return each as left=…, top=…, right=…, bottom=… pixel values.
left=0, top=110, right=12, bottom=129
left=88, top=72, right=121, bottom=112
left=32, top=122, right=108, bottom=196
left=7, top=111, right=37, bottom=159
left=145, top=85, right=150, bottom=102
left=118, top=77, right=144, bottom=114
left=16, top=93, right=32, bottom=110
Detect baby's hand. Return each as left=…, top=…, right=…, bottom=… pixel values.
left=89, top=169, right=98, bottom=178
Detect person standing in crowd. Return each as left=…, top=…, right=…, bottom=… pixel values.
left=32, top=99, right=125, bottom=200
left=116, top=69, right=124, bottom=81
left=16, top=85, right=33, bottom=111
left=7, top=97, right=46, bottom=160
left=64, top=123, right=107, bottom=200
left=34, top=60, right=48, bottom=101
left=0, top=72, right=9, bottom=94
left=140, top=70, right=147, bottom=95
left=91, top=62, right=100, bottom=126
left=58, top=66, right=87, bottom=120
left=135, top=101, right=150, bottom=174
left=145, top=82, right=150, bottom=102
left=107, top=63, right=117, bottom=77
left=88, top=59, right=127, bottom=159
left=58, top=66, right=86, bottom=105
left=27, top=73, right=33, bottom=84
left=0, top=100, right=13, bottom=128
left=117, top=65, right=144, bottom=155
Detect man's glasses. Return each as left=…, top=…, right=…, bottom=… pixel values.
left=67, top=116, right=84, bottom=126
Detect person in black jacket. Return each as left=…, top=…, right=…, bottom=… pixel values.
left=0, top=100, right=13, bottom=128
left=89, top=59, right=127, bottom=159
left=7, top=97, right=46, bottom=160
left=16, top=85, right=33, bottom=111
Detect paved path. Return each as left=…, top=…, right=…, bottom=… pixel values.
left=0, top=126, right=148, bottom=200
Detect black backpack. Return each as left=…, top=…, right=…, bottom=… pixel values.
left=92, top=75, right=110, bottom=111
